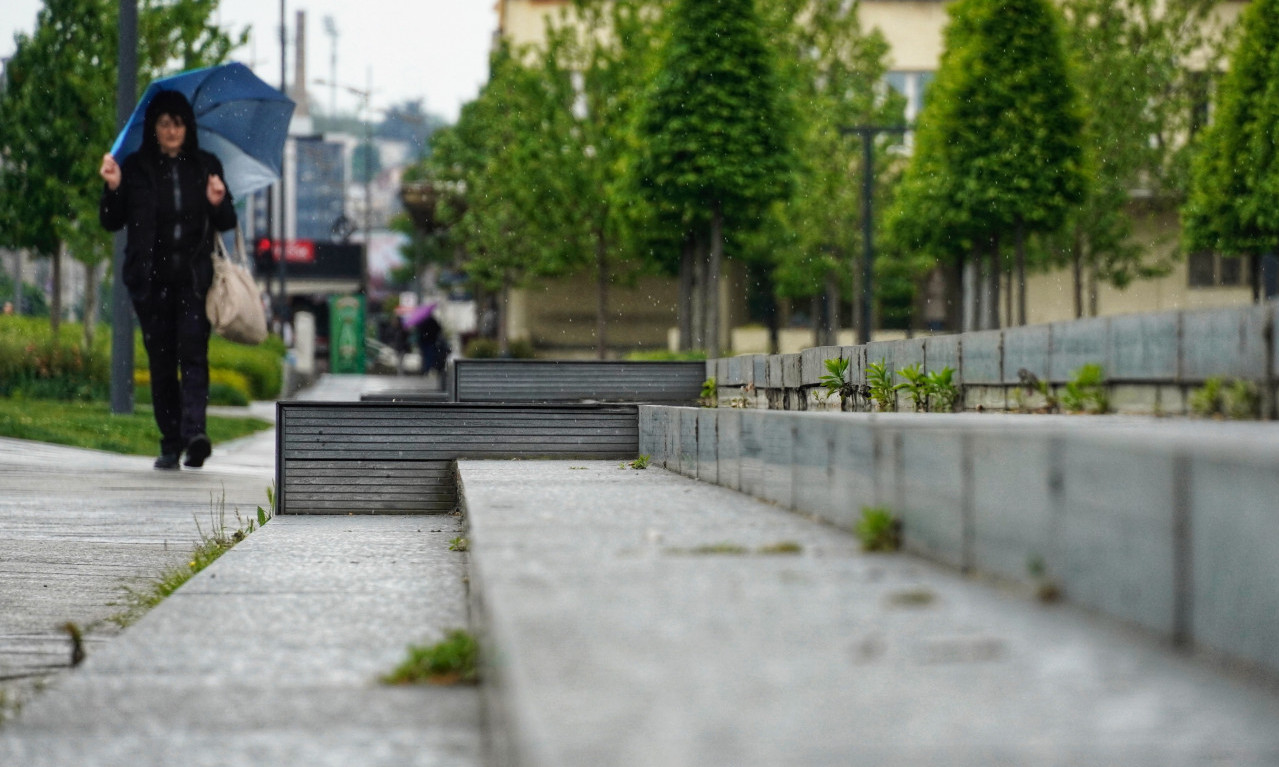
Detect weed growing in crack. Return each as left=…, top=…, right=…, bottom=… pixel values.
left=381, top=629, right=479, bottom=685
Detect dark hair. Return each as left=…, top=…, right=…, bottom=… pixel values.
left=140, top=90, right=199, bottom=158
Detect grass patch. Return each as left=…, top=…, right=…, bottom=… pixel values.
left=449, top=536, right=469, bottom=552
left=627, top=454, right=650, bottom=470
left=757, top=541, right=803, bottom=555
left=381, top=629, right=479, bottom=686
left=113, top=486, right=274, bottom=627
left=0, top=399, right=270, bottom=455
left=855, top=507, right=902, bottom=553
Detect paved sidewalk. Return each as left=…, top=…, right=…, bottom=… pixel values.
left=0, top=375, right=480, bottom=766
left=463, top=459, right=1279, bottom=767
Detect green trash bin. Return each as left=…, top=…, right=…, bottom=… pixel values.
left=328, top=294, right=366, bottom=374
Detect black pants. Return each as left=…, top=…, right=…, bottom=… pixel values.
left=134, top=281, right=211, bottom=456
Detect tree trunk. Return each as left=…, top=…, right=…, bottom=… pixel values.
left=497, top=272, right=511, bottom=356
left=690, top=236, right=706, bottom=352
left=1072, top=224, right=1084, bottom=319
left=1005, top=267, right=1013, bottom=329
left=51, top=243, right=64, bottom=339
left=1250, top=253, right=1261, bottom=304
left=1087, top=266, right=1099, bottom=317
left=678, top=235, right=694, bottom=351
left=962, top=248, right=978, bottom=333
left=594, top=231, right=608, bottom=360
left=1015, top=220, right=1027, bottom=326
left=10, top=249, right=23, bottom=312
left=821, top=269, right=840, bottom=346
left=987, top=233, right=1001, bottom=331
left=707, top=204, right=723, bottom=357
left=765, top=291, right=780, bottom=355
left=82, top=260, right=100, bottom=352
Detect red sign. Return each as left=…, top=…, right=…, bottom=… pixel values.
left=256, top=238, right=317, bottom=264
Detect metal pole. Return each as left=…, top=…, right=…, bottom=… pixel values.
left=110, top=0, right=137, bottom=415
left=841, top=125, right=908, bottom=346
left=363, top=70, right=372, bottom=297
left=859, top=130, right=874, bottom=346
left=277, top=0, right=289, bottom=324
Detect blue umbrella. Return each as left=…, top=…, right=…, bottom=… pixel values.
left=110, top=62, right=295, bottom=200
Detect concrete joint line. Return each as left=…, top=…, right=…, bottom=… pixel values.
left=1172, top=452, right=1193, bottom=649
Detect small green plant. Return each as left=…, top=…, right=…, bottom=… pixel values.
left=1027, top=555, right=1061, bottom=603
left=854, top=506, right=901, bottom=552
left=757, top=541, right=803, bottom=555
left=819, top=357, right=856, bottom=408
left=1016, top=369, right=1058, bottom=413
left=381, top=629, right=479, bottom=685
left=885, top=587, right=936, bottom=607
left=629, top=454, right=650, bottom=470
left=894, top=363, right=930, bottom=412
left=112, top=486, right=271, bottom=627
left=1189, top=376, right=1224, bottom=417
left=688, top=542, right=750, bottom=555
left=866, top=360, right=895, bottom=411
left=700, top=377, right=718, bottom=407
left=1060, top=363, right=1108, bottom=414
left=924, top=367, right=959, bottom=412
left=1190, top=376, right=1260, bottom=420
left=1223, top=379, right=1260, bottom=419
left=449, top=536, right=469, bottom=552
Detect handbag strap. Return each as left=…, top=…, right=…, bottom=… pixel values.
left=213, top=227, right=252, bottom=271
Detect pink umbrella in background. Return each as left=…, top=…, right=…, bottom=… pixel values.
left=402, top=302, right=437, bottom=329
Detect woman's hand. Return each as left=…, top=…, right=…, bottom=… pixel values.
left=206, top=173, right=227, bottom=206
left=99, top=154, right=121, bottom=191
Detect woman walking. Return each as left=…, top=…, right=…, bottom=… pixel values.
left=99, top=90, right=237, bottom=470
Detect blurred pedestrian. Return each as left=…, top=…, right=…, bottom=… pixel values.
left=99, top=90, right=237, bottom=470
left=418, top=312, right=448, bottom=386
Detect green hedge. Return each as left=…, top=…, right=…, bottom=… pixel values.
left=1, top=316, right=285, bottom=401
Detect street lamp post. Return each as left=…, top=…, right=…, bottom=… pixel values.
left=111, top=0, right=138, bottom=415
left=277, top=0, right=289, bottom=324
left=841, top=125, right=908, bottom=346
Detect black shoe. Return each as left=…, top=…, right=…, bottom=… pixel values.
left=184, top=434, right=211, bottom=468
left=155, top=453, right=181, bottom=470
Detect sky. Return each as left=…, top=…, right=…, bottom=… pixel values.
left=0, top=0, right=497, bottom=122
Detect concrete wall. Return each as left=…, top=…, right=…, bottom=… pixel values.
left=708, top=303, right=1279, bottom=419
left=640, top=406, right=1279, bottom=679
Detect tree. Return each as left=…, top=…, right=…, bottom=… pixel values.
left=756, top=0, right=901, bottom=345
left=426, top=44, right=573, bottom=354
left=887, top=0, right=1086, bottom=330
left=1057, top=0, right=1224, bottom=317
left=522, top=0, right=665, bottom=358
left=1182, top=0, right=1279, bottom=301
left=633, top=0, right=795, bottom=355
left=0, top=0, right=242, bottom=347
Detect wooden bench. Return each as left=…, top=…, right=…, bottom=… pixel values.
left=276, top=401, right=638, bottom=515
left=451, top=359, right=706, bottom=405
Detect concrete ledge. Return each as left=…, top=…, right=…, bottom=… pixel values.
left=640, top=405, right=1279, bottom=678
left=712, top=305, right=1278, bottom=418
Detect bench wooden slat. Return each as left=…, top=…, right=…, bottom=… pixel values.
left=452, top=360, right=704, bottom=404
left=277, top=402, right=639, bottom=515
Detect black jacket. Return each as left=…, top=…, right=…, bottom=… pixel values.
left=100, top=149, right=237, bottom=303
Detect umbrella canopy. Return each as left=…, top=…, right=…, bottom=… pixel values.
left=110, top=62, right=295, bottom=200
left=402, top=302, right=437, bottom=329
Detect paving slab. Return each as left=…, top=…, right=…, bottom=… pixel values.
left=461, top=459, right=1279, bottom=767
left=0, top=374, right=482, bottom=766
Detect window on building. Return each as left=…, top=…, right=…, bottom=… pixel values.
left=885, top=71, right=933, bottom=124
left=1188, top=252, right=1249, bottom=288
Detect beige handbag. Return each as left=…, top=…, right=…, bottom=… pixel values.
left=206, top=227, right=268, bottom=345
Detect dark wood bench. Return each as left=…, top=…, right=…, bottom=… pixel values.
left=451, top=359, right=706, bottom=405
left=276, top=401, right=638, bottom=515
